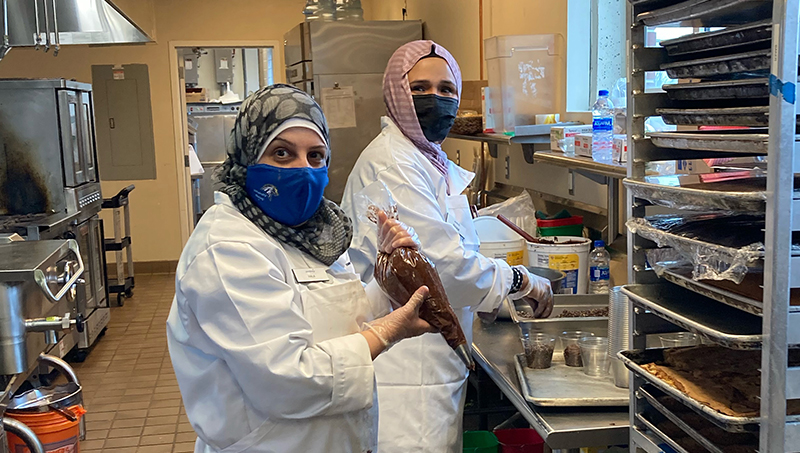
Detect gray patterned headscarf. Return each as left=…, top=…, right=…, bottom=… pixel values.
left=216, top=84, right=353, bottom=266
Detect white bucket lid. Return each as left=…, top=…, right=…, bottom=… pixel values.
left=473, top=216, right=522, bottom=243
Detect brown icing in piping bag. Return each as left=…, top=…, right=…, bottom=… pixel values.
left=374, top=247, right=475, bottom=370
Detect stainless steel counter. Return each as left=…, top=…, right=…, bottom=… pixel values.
left=472, top=319, right=630, bottom=449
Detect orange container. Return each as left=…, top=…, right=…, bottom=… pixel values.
left=6, top=405, right=85, bottom=453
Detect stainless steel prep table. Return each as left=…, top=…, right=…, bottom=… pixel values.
left=471, top=318, right=629, bottom=449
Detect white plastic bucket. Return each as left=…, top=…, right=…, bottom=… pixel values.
left=526, top=236, right=591, bottom=295
left=473, top=217, right=526, bottom=266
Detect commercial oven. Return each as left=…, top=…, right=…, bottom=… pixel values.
left=0, top=79, right=108, bottom=353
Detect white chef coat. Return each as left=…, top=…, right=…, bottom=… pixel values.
left=167, top=192, right=389, bottom=453
left=340, top=117, right=515, bottom=453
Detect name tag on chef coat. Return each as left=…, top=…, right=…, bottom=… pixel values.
left=292, top=268, right=330, bottom=283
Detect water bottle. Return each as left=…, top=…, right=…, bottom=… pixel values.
left=592, top=90, right=614, bottom=164
left=589, top=240, right=610, bottom=294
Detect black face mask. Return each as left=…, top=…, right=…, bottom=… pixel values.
left=412, top=94, right=459, bottom=143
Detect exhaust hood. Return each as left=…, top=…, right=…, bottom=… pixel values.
left=0, top=0, right=152, bottom=56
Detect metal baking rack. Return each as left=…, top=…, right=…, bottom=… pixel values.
left=622, top=284, right=763, bottom=348
left=619, top=349, right=763, bottom=432
left=623, top=177, right=768, bottom=211
left=626, top=0, right=800, bottom=451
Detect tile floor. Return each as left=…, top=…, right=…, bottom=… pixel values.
left=69, top=273, right=196, bottom=453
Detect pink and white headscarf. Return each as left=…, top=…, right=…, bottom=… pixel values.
left=383, top=40, right=462, bottom=179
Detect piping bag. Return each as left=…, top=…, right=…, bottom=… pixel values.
left=357, top=182, right=475, bottom=370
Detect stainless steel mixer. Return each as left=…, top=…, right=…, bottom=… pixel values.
left=0, top=239, right=85, bottom=453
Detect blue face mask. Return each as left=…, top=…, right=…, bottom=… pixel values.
left=244, top=164, right=329, bottom=226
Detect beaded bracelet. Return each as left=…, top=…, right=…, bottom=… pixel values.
left=510, top=267, right=523, bottom=294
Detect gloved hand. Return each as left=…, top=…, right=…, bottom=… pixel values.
left=509, top=266, right=554, bottom=318
left=364, top=286, right=436, bottom=347
left=377, top=210, right=419, bottom=254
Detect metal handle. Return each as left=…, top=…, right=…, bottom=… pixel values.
left=25, top=313, right=76, bottom=332
left=41, top=0, right=49, bottom=52
left=34, top=239, right=84, bottom=303
left=0, top=0, right=9, bottom=61
left=38, top=353, right=80, bottom=386
left=33, top=0, right=41, bottom=49
left=3, top=418, right=45, bottom=453
left=50, top=0, right=58, bottom=56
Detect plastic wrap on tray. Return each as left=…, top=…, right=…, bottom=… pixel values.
left=627, top=214, right=764, bottom=283
left=624, top=178, right=767, bottom=212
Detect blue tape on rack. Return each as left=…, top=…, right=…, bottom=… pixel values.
left=769, top=74, right=797, bottom=104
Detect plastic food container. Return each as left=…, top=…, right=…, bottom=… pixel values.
left=560, top=331, right=596, bottom=367
left=579, top=336, right=609, bottom=377
left=463, top=430, right=499, bottom=453
left=474, top=216, right=526, bottom=266
left=484, top=34, right=564, bottom=133
left=659, top=332, right=700, bottom=348
left=521, top=333, right=556, bottom=369
left=527, top=236, right=592, bottom=295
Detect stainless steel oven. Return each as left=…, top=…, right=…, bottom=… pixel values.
left=57, top=89, right=98, bottom=188
left=0, top=79, right=108, bottom=352
left=72, top=216, right=108, bottom=349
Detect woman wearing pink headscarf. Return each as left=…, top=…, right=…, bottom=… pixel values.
left=341, top=41, right=553, bottom=452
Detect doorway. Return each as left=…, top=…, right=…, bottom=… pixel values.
left=168, top=40, right=280, bottom=247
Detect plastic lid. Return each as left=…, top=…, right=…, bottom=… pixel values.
left=598, top=90, right=609, bottom=97
left=594, top=240, right=605, bottom=248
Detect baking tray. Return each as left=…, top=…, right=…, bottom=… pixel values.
left=661, top=49, right=770, bottom=79
left=636, top=0, right=773, bottom=27
left=649, top=130, right=768, bottom=154
left=663, top=78, right=769, bottom=101
left=638, top=387, right=725, bottom=453
left=639, top=385, right=761, bottom=452
left=659, top=266, right=763, bottom=315
left=509, top=294, right=609, bottom=337
left=635, top=414, right=692, bottom=453
left=657, top=106, right=771, bottom=127
left=621, top=284, right=762, bottom=349
left=660, top=20, right=772, bottom=56
left=624, top=177, right=767, bottom=212
left=619, top=348, right=760, bottom=432
left=514, top=353, right=629, bottom=407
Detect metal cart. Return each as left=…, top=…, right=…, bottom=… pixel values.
left=625, top=1, right=799, bottom=452
left=103, top=185, right=135, bottom=306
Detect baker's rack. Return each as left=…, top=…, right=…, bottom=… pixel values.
left=625, top=1, right=799, bottom=452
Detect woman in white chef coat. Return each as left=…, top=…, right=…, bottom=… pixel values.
left=166, top=84, right=434, bottom=453
left=341, top=41, right=554, bottom=452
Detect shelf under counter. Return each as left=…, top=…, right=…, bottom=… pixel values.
left=531, top=151, right=628, bottom=179
left=471, top=318, right=629, bottom=450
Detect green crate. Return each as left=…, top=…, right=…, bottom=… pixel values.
left=463, top=431, right=499, bottom=453
left=537, top=224, right=584, bottom=237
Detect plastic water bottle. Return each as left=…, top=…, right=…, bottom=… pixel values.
left=592, top=90, right=614, bottom=164
left=589, top=240, right=610, bottom=294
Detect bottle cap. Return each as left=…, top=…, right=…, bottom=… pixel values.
left=599, top=90, right=609, bottom=97
left=594, top=240, right=605, bottom=248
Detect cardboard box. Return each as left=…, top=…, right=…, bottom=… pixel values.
left=613, top=135, right=627, bottom=163
left=185, top=87, right=208, bottom=103
left=461, top=80, right=488, bottom=114
left=575, top=133, right=593, bottom=158
left=550, top=125, right=593, bottom=152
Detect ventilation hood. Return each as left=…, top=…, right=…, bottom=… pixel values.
left=0, top=0, right=152, bottom=57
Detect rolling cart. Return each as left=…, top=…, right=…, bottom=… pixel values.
left=103, top=185, right=135, bottom=306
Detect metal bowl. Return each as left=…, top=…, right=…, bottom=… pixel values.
left=496, top=267, right=566, bottom=319
left=525, top=266, right=566, bottom=294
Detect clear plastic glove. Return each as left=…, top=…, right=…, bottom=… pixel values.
left=377, top=210, right=419, bottom=254
left=509, top=266, right=554, bottom=318
left=363, top=286, right=436, bottom=347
